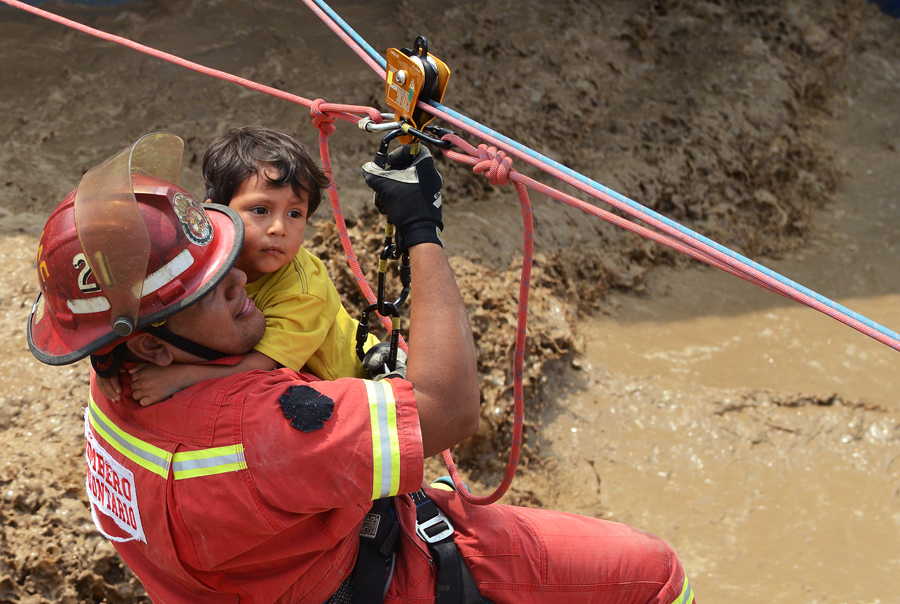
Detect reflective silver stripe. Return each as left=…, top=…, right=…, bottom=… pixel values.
left=366, top=380, right=401, bottom=499
left=671, top=577, right=694, bottom=604
left=87, top=399, right=246, bottom=481
left=374, top=381, right=393, bottom=496
left=172, top=445, right=247, bottom=479
left=87, top=398, right=171, bottom=478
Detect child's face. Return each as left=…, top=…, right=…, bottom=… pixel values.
left=227, top=169, right=309, bottom=283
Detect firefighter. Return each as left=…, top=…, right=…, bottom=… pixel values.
left=28, top=132, right=693, bottom=604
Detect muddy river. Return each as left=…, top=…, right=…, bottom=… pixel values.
left=536, top=55, right=900, bottom=602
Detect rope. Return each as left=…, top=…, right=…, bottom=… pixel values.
left=7, top=0, right=900, bottom=506
left=0, top=0, right=325, bottom=113
left=301, top=1, right=900, bottom=353
left=309, top=100, right=408, bottom=353
left=438, top=143, right=530, bottom=504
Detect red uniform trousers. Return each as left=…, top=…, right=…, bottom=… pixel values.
left=382, top=487, right=691, bottom=604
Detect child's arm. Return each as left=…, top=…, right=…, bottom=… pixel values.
left=129, top=351, right=279, bottom=406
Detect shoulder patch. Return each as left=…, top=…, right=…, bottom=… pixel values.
left=278, top=385, right=334, bottom=432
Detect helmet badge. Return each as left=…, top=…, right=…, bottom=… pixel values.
left=173, top=193, right=213, bottom=246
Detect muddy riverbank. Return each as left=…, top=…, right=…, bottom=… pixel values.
left=0, top=1, right=898, bottom=602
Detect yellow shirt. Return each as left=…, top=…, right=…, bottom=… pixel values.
left=245, top=247, right=377, bottom=380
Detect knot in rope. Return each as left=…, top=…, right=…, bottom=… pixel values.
left=473, top=144, right=513, bottom=186
left=310, top=99, right=337, bottom=135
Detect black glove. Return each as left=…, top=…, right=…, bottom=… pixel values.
left=361, top=342, right=408, bottom=380
left=361, top=144, right=444, bottom=250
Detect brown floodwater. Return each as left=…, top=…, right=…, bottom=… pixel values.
left=538, top=42, right=900, bottom=604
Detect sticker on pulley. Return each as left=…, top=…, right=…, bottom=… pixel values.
left=384, top=48, right=424, bottom=121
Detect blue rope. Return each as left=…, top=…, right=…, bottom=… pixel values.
left=310, top=1, right=900, bottom=345
left=428, top=101, right=900, bottom=342
left=310, top=0, right=386, bottom=70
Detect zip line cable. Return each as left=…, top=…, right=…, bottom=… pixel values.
left=301, top=0, right=900, bottom=353
left=6, top=0, right=895, bottom=350
left=4, top=0, right=899, bottom=504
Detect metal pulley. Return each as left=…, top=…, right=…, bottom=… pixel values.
left=384, top=36, right=450, bottom=144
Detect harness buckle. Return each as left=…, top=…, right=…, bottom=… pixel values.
left=416, top=509, right=454, bottom=544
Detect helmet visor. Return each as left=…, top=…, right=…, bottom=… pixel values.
left=74, top=133, right=185, bottom=336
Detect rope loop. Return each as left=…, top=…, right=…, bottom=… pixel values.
left=473, top=144, right=513, bottom=186
left=310, top=98, right=337, bottom=136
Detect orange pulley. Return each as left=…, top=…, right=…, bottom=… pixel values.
left=384, top=36, right=450, bottom=144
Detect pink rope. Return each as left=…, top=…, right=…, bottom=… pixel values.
left=308, top=101, right=406, bottom=350
left=440, top=144, right=530, bottom=505
left=0, top=0, right=323, bottom=112
left=10, top=0, right=898, bottom=508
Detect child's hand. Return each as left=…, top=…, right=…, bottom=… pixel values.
left=96, top=372, right=123, bottom=402
left=129, top=363, right=184, bottom=407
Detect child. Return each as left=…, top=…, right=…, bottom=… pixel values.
left=98, top=126, right=379, bottom=405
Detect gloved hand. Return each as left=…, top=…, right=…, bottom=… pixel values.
left=361, top=342, right=408, bottom=380
left=361, top=144, right=444, bottom=251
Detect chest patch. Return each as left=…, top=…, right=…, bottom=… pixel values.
left=84, top=415, right=146, bottom=543
left=279, top=385, right=334, bottom=432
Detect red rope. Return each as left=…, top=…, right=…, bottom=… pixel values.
left=309, top=101, right=406, bottom=350
left=14, top=0, right=897, bottom=507
left=436, top=134, right=802, bottom=503
left=438, top=143, right=530, bottom=504
left=0, top=0, right=327, bottom=113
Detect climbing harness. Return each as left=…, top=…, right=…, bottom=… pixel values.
left=327, top=490, right=483, bottom=604
left=6, top=0, right=900, bottom=508
left=409, top=490, right=483, bottom=604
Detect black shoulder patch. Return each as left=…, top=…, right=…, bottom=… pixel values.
left=278, top=385, right=334, bottom=433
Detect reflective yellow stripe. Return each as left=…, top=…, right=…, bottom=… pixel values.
left=670, top=577, right=694, bottom=604
left=88, top=397, right=247, bottom=481
left=88, top=397, right=172, bottom=478
left=366, top=380, right=402, bottom=499
left=172, top=444, right=247, bottom=480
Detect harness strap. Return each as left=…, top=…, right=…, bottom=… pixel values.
left=409, top=490, right=483, bottom=604
left=350, top=498, right=399, bottom=604
left=336, top=490, right=483, bottom=604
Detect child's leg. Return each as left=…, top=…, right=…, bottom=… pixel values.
left=95, top=373, right=122, bottom=402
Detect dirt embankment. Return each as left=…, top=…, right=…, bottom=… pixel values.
left=0, top=0, right=897, bottom=602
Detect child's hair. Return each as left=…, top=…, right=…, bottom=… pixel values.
left=203, top=126, right=331, bottom=215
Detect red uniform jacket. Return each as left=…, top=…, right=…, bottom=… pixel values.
left=85, top=368, right=423, bottom=603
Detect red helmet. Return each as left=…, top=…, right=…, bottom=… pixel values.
left=28, top=133, right=243, bottom=367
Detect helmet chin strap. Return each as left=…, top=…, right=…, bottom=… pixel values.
left=88, top=324, right=231, bottom=383
left=90, top=344, right=128, bottom=378
left=144, top=324, right=232, bottom=362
